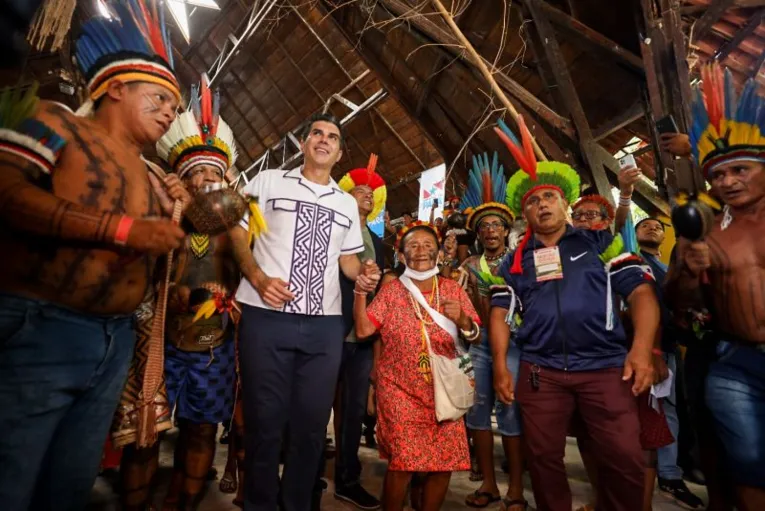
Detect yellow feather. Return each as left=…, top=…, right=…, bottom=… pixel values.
left=192, top=300, right=217, bottom=323
left=698, top=193, right=721, bottom=210
left=247, top=200, right=268, bottom=246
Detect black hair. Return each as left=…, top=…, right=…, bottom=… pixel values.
left=635, top=217, right=665, bottom=231
left=301, top=113, right=344, bottom=143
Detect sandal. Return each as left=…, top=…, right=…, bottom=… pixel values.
left=466, top=490, right=502, bottom=508
left=500, top=498, right=528, bottom=511
left=219, top=471, right=237, bottom=493
left=469, top=469, right=484, bottom=482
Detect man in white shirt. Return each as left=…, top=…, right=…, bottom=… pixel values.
left=231, top=113, right=380, bottom=511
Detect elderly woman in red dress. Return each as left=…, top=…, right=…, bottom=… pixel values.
left=354, top=222, right=481, bottom=511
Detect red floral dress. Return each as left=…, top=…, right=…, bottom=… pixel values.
left=367, top=276, right=480, bottom=472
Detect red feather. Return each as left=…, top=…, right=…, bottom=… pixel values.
left=703, top=65, right=722, bottom=133
left=494, top=127, right=532, bottom=178
left=201, top=79, right=212, bottom=135
left=481, top=164, right=492, bottom=203
left=518, top=116, right=538, bottom=181
left=137, top=1, right=168, bottom=62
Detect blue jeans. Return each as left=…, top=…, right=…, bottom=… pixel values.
left=706, top=341, right=765, bottom=489
left=657, top=352, right=682, bottom=480
left=335, top=341, right=375, bottom=489
left=239, top=306, right=343, bottom=511
left=466, top=330, right=522, bottom=437
left=0, top=293, right=136, bottom=510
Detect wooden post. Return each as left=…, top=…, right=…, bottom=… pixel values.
left=430, top=0, right=548, bottom=161
left=523, top=0, right=613, bottom=201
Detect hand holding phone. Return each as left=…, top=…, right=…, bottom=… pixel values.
left=619, top=154, right=637, bottom=170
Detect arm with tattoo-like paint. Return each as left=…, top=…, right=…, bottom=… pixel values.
left=0, top=155, right=184, bottom=255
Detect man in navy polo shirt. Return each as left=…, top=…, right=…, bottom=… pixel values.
left=487, top=121, right=660, bottom=511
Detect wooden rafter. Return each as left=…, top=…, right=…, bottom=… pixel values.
left=291, top=6, right=428, bottom=171
left=524, top=0, right=612, bottom=200
left=750, top=47, right=765, bottom=78
left=693, top=0, right=736, bottom=41
left=188, top=52, right=265, bottom=161
left=593, top=102, right=645, bottom=141
left=274, top=38, right=326, bottom=104
left=376, top=0, right=575, bottom=138
left=207, top=40, right=282, bottom=142
left=715, top=8, right=765, bottom=60
left=530, top=1, right=644, bottom=73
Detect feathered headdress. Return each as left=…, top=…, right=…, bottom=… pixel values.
left=572, top=194, right=615, bottom=221
left=157, top=77, right=237, bottom=179
left=338, top=153, right=387, bottom=221
left=460, top=152, right=514, bottom=231
left=0, top=83, right=67, bottom=189
left=690, top=63, right=765, bottom=177
left=396, top=221, right=442, bottom=250
left=75, top=1, right=180, bottom=108
left=494, top=115, right=580, bottom=274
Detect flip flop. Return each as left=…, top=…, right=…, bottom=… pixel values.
left=500, top=498, right=528, bottom=511
left=466, top=490, right=502, bottom=508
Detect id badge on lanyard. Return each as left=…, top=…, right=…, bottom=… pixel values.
left=533, top=246, right=564, bottom=282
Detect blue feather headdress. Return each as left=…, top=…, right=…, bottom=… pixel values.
left=690, top=63, right=765, bottom=177
left=460, top=151, right=514, bottom=231
left=75, top=1, right=180, bottom=106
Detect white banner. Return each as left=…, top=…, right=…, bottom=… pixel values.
left=417, top=163, right=446, bottom=222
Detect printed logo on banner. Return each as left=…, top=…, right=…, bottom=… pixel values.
left=418, top=164, right=446, bottom=222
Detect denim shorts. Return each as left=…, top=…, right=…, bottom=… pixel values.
left=705, top=341, right=765, bottom=489
left=466, top=329, right=522, bottom=437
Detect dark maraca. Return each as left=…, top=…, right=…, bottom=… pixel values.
left=670, top=192, right=720, bottom=241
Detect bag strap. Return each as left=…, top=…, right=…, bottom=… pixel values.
left=399, top=275, right=458, bottom=342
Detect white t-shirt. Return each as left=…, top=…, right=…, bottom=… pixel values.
left=236, top=167, right=364, bottom=316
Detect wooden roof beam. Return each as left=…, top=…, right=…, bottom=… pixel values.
left=292, top=5, right=428, bottom=170
left=750, top=47, right=765, bottom=78
left=524, top=0, right=612, bottom=200
left=693, top=0, right=736, bottom=41
left=274, top=38, right=326, bottom=104
left=716, top=8, right=765, bottom=61
left=593, top=102, right=645, bottom=141
left=530, top=1, right=645, bottom=73
left=375, top=0, right=575, bottom=138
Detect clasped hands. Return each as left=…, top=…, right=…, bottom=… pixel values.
left=355, top=260, right=382, bottom=295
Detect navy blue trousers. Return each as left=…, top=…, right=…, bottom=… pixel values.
left=239, top=306, right=343, bottom=511
left=335, top=341, right=375, bottom=489
left=0, top=293, right=135, bottom=510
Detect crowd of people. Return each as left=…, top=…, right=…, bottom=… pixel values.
left=0, top=3, right=763, bottom=511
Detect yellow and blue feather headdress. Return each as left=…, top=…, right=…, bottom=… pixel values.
left=690, top=63, right=765, bottom=177
left=460, top=152, right=514, bottom=231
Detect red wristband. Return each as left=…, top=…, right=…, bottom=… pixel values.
left=114, top=215, right=134, bottom=246
left=652, top=348, right=663, bottom=356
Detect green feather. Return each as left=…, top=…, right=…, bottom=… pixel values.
left=599, top=234, right=626, bottom=264
left=0, top=83, right=39, bottom=131
left=505, top=161, right=581, bottom=216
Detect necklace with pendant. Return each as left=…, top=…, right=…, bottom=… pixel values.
left=484, top=248, right=508, bottom=263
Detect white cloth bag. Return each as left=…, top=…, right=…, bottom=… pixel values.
left=400, top=276, right=475, bottom=422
